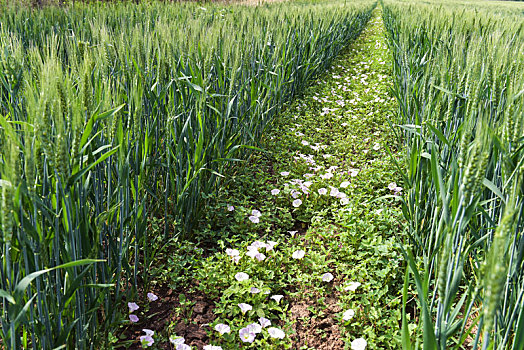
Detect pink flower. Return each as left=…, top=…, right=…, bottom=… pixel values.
left=129, top=314, right=139, bottom=323
left=147, top=293, right=158, bottom=302
left=235, top=272, right=249, bottom=282
left=128, top=302, right=139, bottom=312
left=248, top=215, right=259, bottom=224
left=292, top=199, right=302, bottom=207
left=140, top=335, right=154, bottom=347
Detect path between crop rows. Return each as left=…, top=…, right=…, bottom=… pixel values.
left=125, top=9, right=405, bottom=350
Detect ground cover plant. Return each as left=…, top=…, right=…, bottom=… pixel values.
left=0, top=0, right=376, bottom=348
left=383, top=0, right=524, bottom=349
left=123, top=9, right=406, bottom=349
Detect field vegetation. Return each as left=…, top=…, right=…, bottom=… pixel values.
left=0, top=0, right=523, bottom=349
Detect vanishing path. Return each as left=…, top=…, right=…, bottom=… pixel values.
left=129, top=8, right=406, bottom=350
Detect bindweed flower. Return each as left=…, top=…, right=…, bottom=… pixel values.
left=288, top=230, right=298, bottom=237
left=246, top=249, right=259, bottom=259
left=271, top=189, right=280, bottom=195
left=259, top=317, right=271, bottom=328
left=251, top=241, right=266, bottom=249
left=235, top=272, right=249, bottom=282
left=140, top=335, right=154, bottom=348
left=322, top=273, right=334, bottom=282
left=351, top=338, right=367, bottom=350
left=128, top=302, right=139, bottom=312
left=248, top=215, right=260, bottom=224
left=176, top=345, right=191, bottom=350
left=341, top=198, right=350, bottom=205
left=227, top=205, right=235, bottom=212
left=255, top=253, right=266, bottom=262
left=292, top=250, right=305, bottom=259
left=239, top=327, right=256, bottom=343
left=330, top=187, right=340, bottom=197
left=344, top=282, right=361, bottom=292
left=343, top=309, right=355, bottom=321
left=250, top=287, right=261, bottom=294
left=169, top=335, right=185, bottom=345
left=291, top=190, right=301, bottom=199
left=232, top=256, right=241, bottom=264
left=388, top=182, right=397, bottom=191
left=318, top=188, right=328, bottom=195
left=129, top=314, right=139, bottom=323
left=336, top=192, right=347, bottom=199
left=268, top=327, right=286, bottom=339
left=301, top=140, right=309, bottom=146
left=226, top=248, right=240, bottom=257
left=373, top=143, right=380, bottom=151
left=271, top=295, right=283, bottom=303
left=203, top=346, right=223, bottom=350
left=321, top=173, right=334, bottom=180
left=214, top=323, right=231, bottom=335
left=280, top=171, right=290, bottom=177
left=340, top=181, right=350, bottom=188
left=350, top=170, right=359, bottom=177
left=248, top=323, right=262, bottom=334
left=147, top=293, right=158, bottom=302
left=238, top=303, right=252, bottom=313
left=266, top=241, right=278, bottom=251
left=393, top=186, right=403, bottom=195
left=251, top=210, right=262, bottom=218
left=292, top=199, right=302, bottom=208
left=143, top=329, right=154, bottom=337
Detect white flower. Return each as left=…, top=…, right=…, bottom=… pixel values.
left=291, top=190, right=301, bottom=199
left=330, top=187, right=340, bottom=197
left=271, top=189, right=280, bottom=195
left=250, top=287, right=261, bottom=294
left=251, top=210, right=262, bottom=217
left=259, top=317, right=271, bottom=328
left=322, top=273, right=334, bottom=282
left=147, top=293, right=158, bottom=302
left=318, top=188, right=328, bottom=195
left=248, top=216, right=259, bottom=224
left=268, top=327, right=286, bottom=339
left=235, top=272, right=249, bottom=282
left=292, top=199, right=302, bottom=208
left=271, top=295, right=284, bottom=303
left=281, top=171, right=290, bottom=176
left=320, top=172, right=334, bottom=179
left=176, top=345, right=191, bottom=350
left=301, top=140, right=309, bottom=146
left=340, top=181, right=350, bottom=188
left=232, top=256, right=241, bottom=264
left=140, top=335, right=154, bottom=347
left=351, top=338, right=367, bottom=350
left=214, top=323, right=231, bottom=335
left=169, top=335, right=185, bottom=345
left=340, top=197, right=350, bottom=205
left=225, top=248, right=240, bottom=257
left=251, top=241, right=266, bottom=249
left=388, top=182, right=397, bottom=191
left=248, top=323, right=262, bottom=334
left=344, top=282, right=361, bottom=292
left=238, top=303, right=252, bottom=313
left=203, top=346, right=223, bottom=350
left=255, top=253, right=266, bottom=262
left=350, top=170, right=359, bottom=177
left=342, top=309, right=355, bottom=321
left=227, top=205, right=235, bottom=211
left=265, top=241, right=278, bottom=251
left=143, top=329, right=155, bottom=337
left=292, top=250, right=305, bottom=259
left=336, top=192, right=347, bottom=199
left=373, top=143, right=380, bottom=150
